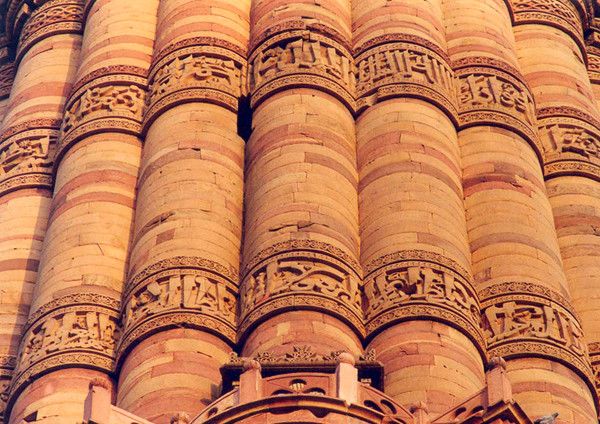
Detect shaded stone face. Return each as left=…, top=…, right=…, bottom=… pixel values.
left=0, top=1, right=599, bottom=424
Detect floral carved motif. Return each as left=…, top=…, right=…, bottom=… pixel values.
left=355, top=35, right=457, bottom=120
left=145, top=39, right=246, bottom=127
left=16, top=0, right=84, bottom=63
left=239, top=250, right=363, bottom=338
left=249, top=30, right=355, bottom=111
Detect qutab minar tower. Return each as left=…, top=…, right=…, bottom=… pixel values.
left=0, top=0, right=599, bottom=423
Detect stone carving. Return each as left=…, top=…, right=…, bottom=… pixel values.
left=146, top=42, right=245, bottom=124
left=0, top=379, right=8, bottom=421
left=62, top=84, right=145, bottom=134
left=123, top=269, right=236, bottom=330
left=355, top=36, right=457, bottom=119
left=16, top=0, right=84, bottom=62
left=18, top=309, right=119, bottom=370
left=249, top=30, right=355, bottom=111
left=0, top=63, right=14, bottom=99
left=229, top=346, right=375, bottom=365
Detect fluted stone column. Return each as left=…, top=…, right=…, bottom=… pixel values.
left=507, top=1, right=600, bottom=421
left=444, top=0, right=597, bottom=422
left=0, top=1, right=84, bottom=422
left=239, top=0, right=363, bottom=361
left=353, top=0, right=485, bottom=414
left=115, top=1, right=249, bottom=421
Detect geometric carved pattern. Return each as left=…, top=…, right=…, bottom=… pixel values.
left=538, top=107, right=600, bottom=180
left=16, top=0, right=84, bottom=63
left=57, top=67, right=148, bottom=163
left=240, top=242, right=363, bottom=339
left=454, top=57, right=541, bottom=156
left=249, top=29, right=355, bottom=112
left=145, top=37, right=246, bottom=128
left=355, top=34, right=458, bottom=120
left=363, top=251, right=485, bottom=352
left=481, top=281, right=595, bottom=389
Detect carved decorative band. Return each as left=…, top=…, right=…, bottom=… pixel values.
left=0, top=121, right=60, bottom=195
left=16, top=0, right=84, bottom=64
left=0, top=356, right=16, bottom=378
left=354, top=35, right=458, bottom=121
left=119, top=267, right=238, bottom=352
left=0, top=64, right=15, bottom=100
left=363, top=256, right=484, bottom=354
left=249, top=29, right=355, bottom=112
left=8, top=302, right=119, bottom=405
left=537, top=107, right=600, bottom=180
left=587, top=50, right=600, bottom=83
left=589, top=343, right=600, bottom=400
left=455, top=60, right=541, bottom=156
left=56, top=70, right=147, bottom=164
left=239, top=247, right=364, bottom=339
left=144, top=38, right=246, bottom=129
left=509, top=0, right=586, bottom=56
left=481, top=282, right=592, bottom=383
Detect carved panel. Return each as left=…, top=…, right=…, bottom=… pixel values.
left=239, top=247, right=363, bottom=338
left=481, top=282, right=593, bottom=384
left=355, top=35, right=457, bottom=120
left=16, top=0, right=84, bottom=63
left=588, top=343, right=600, bottom=401
left=587, top=51, right=600, bottom=82
left=0, top=378, right=8, bottom=423
left=58, top=70, right=147, bottom=161
left=249, top=30, right=355, bottom=111
left=455, top=61, right=540, bottom=153
left=538, top=111, right=600, bottom=180
left=509, top=0, right=585, bottom=54
left=363, top=252, right=484, bottom=351
left=0, top=64, right=14, bottom=99
left=146, top=38, right=246, bottom=127
left=0, top=126, right=58, bottom=195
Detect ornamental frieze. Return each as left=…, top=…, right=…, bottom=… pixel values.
left=0, top=125, right=58, bottom=195
left=354, top=35, right=457, bottom=120
left=144, top=38, right=246, bottom=127
left=249, top=30, right=355, bottom=111
left=538, top=107, right=600, bottom=180
left=481, top=282, right=593, bottom=383
left=16, top=0, right=84, bottom=63
left=239, top=248, right=363, bottom=339
left=455, top=61, right=540, bottom=153
left=509, top=0, right=586, bottom=55
left=362, top=252, right=484, bottom=351
left=0, top=64, right=14, bottom=99
left=588, top=343, right=600, bottom=400
left=57, top=69, right=147, bottom=162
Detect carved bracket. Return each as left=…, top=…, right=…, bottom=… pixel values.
left=144, top=37, right=247, bottom=129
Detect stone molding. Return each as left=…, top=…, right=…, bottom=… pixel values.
left=354, top=34, right=458, bottom=122
left=480, top=281, right=594, bottom=389
left=15, top=0, right=84, bottom=65
left=537, top=106, right=600, bottom=180
left=240, top=241, right=363, bottom=340
left=509, top=0, right=587, bottom=57
left=0, top=119, right=60, bottom=195
left=362, top=251, right=485, bottom=355
left=453, top=57, right=542, bottom=158
left=56, top=66, right=148, bottom=165
left=143, top=37, right=247, bottom=130
left=248, top=26, right=355, bottom=112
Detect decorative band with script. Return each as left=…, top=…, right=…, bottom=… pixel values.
left=538, top=107, right=600, bottom=181
left=16, top=0, right=84, bottom=64
left=118, top=265, right=238, bottom=355
left=239, top=245, right=363, bottom=340
left=354, top=34, right=458, bottom=121
left=0, top=63, right=14, bottom=99
left=8, top=300, right=120, bottom=404
left=363, top=251, right=484, bottom=353
left=0, top=121, right=59, bottom=196
left=509, top=0, right=586, bottom=56
left=455, top=58, right=541, bottom=156
left=249, top=29, right=355, bottom=112
left=481, top=282, right=593, bottom=385
left=145, top=38, right=246, bottom=129
left=588, top=342, right=600, bottom=401
left=586, top=46, right=600, bottom=83
left=56, top=68, right=147, bottom=164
